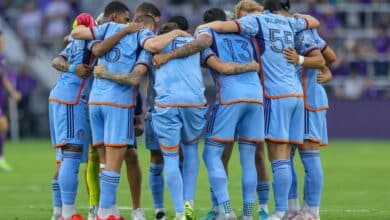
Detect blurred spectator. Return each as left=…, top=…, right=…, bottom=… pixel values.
left=373, top=24, right=390, bottom=76
left=350, top=41, right=370, bottom=76
left=320, top=5, right=343, bottom=39
left=16, top=64, right=37, bottom=137
left=342, top=69, right=365, bottom=100
left=42, top=0, right=71, bottom=52
left=17, top=1, right=42, bottom=55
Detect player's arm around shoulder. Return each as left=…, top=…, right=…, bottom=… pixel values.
left=51, top=56, right=90, bottom=78
left=293, top=13, right=320, bottom=29
left=143, top=29, right=190, bottom=53
left=284, top=47, right=325, bottom=69
left=93, top=63, right=148, bottom=86
left=206, top=56, right=259, bottom=74
left=152, top=34, right=212, bottom=68
left=198, top=20, right=240, bottom=33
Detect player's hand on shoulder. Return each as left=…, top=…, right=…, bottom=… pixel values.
left=93, top=64, right=107, bottom=78
left=75, top=64, right=90, bottom=79
left=173, top=29, right=191, bottom=38
left=126, top=22, right=142, bottom=33
left=284, top=47, right=299, bottom=64
left=152, top=53, right=170, bottom=69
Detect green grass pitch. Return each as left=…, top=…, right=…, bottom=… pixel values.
left=0, top=139, right=389, bottom=220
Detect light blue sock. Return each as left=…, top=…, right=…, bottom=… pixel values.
left=58, top=151, right=81, bottom=205
left=271, top=159, right=291, bottom=212
left=99, top=170, right=120, bottom=209
left=52, top=179, right=62, bottom=208
left=239, top=141, right=257, bottom=217
left=300, top=150, right=323, bottom=207
left=289, top=146, right=299, bottom=200
left=182, top=141, right=200, bottom=202
left=163, top=151, right=184, bottom=212
left=257, top=181, right=270, bottom=206
left=149, top=162, right=164, bottom=209
left=203, top=139, right=231, bottom=213
left=210, top=188, right=218, bottom=208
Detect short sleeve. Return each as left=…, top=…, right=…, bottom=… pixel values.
left=59, top=43, right=71, bottom=60
left=301, top=31, right=318, bottom=56
left=237, top=15, right=259, bottom=37
left=312, top=29, right=327, bottom=51
left=200, top=47, right=216, bottom=65
left=87, top=40, right=101, bottom=51
left=91, top=23, right=111, bottom=40
left=135, top=50, right=153, bottom=71
left=138, top=29, right=155, bottom=48
left=196, top=27, right=213, bottom=38
left=290, top=17, right=308, bottom=34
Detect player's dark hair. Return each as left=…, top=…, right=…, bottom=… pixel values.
left=136, top=2, right=161, bottom=17
left=280, top=0, right=291, bottom=12
left=103, top=1, right=130, bottom=18
left=168, top=15, right=189, bottom=31
left=135, top=15, right=157, bottom=29
left=264, top=0, right=282, bottom=12
left=158, top=22, right=179, bottom=35
left=203, top=8, right=227, bottom=23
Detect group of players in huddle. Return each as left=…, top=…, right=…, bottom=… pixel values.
left=48, top=0, right=336, bottom=220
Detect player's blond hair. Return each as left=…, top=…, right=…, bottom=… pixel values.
left=235, top=0, right=264, bottom=18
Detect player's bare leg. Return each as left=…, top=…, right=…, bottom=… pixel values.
left=256, top=143, right=270, bottom=219
left=267, top=141, right=291, bottom=219
left=125, top=147, right=145, bottom=220
left=0, top=115, right=11, bottom=171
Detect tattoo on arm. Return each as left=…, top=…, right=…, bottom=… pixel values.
left=226, top=62, right=257, bottom=74
left=168, top=39, right=210, bottom=59
left=52, top=56, right=69, bottom=72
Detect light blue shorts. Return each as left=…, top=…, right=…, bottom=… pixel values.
left=152, top=106, right=207, bottom=151
left=304, top=109, right=328, bottom=146
left=145, top=112, right=160, bottom=150
left=89, top=105, right=135, bottom=147
left=264, top=97, right=304, bottom=144
left=205, top=102, right=264, bottom=142
left=49, top=100, right=90, bottom=163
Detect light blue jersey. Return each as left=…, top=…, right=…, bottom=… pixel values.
left=88, top=22, right=155, bottom=107
left=197, top=27, right=263, bottom=104
left=154, top=36, right=211, bottom=107
left=237, top=12, right=308, bottom=98
left=49, top=38, right=94, bottom=104
left=295, top=29, right=329, bottom=111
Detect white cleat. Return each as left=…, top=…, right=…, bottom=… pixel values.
left=216, top=212, right=238, bottom=220
left=295, top=211, right=320, bottom=220
left=51, top=213, right=61, bottom=220
left=88, top=206, right=98, bottom=220
left=267, top=212, right=287, bottom=220
left=132, top=208, right=146, bottom=220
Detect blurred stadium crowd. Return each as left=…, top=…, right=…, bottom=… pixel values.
left=0, top=0, right=389, bottom=137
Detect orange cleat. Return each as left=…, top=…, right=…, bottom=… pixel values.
left=96, top=215, right=124, bottom=220
left=60, top=214, right=85, bottom=220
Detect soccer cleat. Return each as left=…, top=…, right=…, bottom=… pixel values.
left=239, top=216, right=253, bottom=220
left=184, top=201, right=196, bottom=220
left=60, top=214, right=85, bottom=220
left=155, top=210, right=166, bottom=220
left=258, top=208, right=268, bottom=220
left=294, top=211, right=320, bottom=220
left=215, top=213, right=237, bottom=220
left=202, top=210, right=217, bottom=220
left=132, top=208, right=146, bottom=220
left=96, top=215, right=124, bottom=220
left=88, top=206, right=98, bottom=220
left=51, top=213, right=62, bottom=220
left=285, top=210, right=301, bottom=220
left=266, top=213, right=287, bottom=220
left=0, top=159, right=12, bottom=172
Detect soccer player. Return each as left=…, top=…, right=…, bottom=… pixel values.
left=279, top=3, right=336, bottom=219
left=154, top=18, right=262, bottom=219
left=152, top=6, right=265, bottom=219
left=198, top=1, right=320, bottom=219
left=71, top=10, right=190, bottom=220
left=48, top=13, right=96, bottom=220
left=0, top=30, right=22, bottom=172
